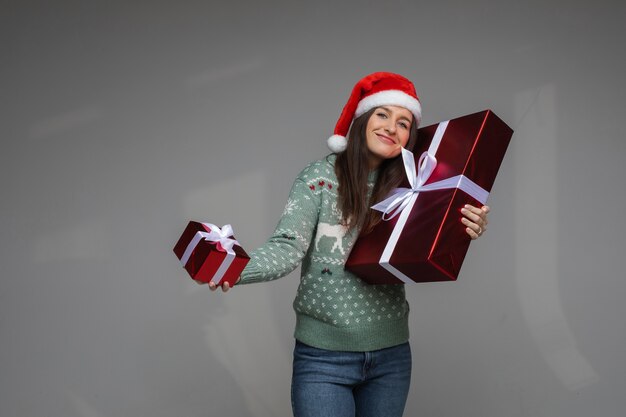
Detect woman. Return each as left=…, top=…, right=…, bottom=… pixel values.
left=207, top=72, right=489, bottom=417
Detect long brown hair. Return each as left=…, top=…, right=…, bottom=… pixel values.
left=334, top=108, right=419, bottom=234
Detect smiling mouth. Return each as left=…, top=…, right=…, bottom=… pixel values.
left=376, top=134, right=396, bottom=145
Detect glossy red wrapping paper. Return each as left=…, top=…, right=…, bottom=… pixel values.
left=345, top=110, right=513, bottom=284
left=173, top=221, right=249, bottom=286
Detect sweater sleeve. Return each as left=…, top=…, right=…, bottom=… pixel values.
left=238, top=171, right=321, bottom=285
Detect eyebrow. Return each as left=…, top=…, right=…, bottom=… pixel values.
left=379, top=106, right=413, bottom=123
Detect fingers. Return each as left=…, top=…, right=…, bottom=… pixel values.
left=481, top=205, right=490, bottom=228
left=207, top=280, right=232, bottom=292
left=461, top=204, right=490, bottom=239
left=461, top=216, right=482, bottom=239
left=460, top=204, right=484, bottom=223
left=465, top=225, right=480, bottom=240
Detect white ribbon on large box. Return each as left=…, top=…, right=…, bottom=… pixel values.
left=180, top=223, right=240, bottom=284
left=370, top=121, right=489, bottom=283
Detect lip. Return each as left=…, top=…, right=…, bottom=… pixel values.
left=376, top=133, right=396, bottom=145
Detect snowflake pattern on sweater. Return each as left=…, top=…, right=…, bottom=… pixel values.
left=239, top=154, right=409, bottom=352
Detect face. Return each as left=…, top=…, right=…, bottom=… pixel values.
left=365, top=105, right=413, bottom=169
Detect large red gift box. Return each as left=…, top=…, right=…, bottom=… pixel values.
left=346, top=109, right=512, bottom=284
left=173, top=221, right=249, bottom=286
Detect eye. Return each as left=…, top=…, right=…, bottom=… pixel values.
left=376, top=112, right=388, bottom=119
left=398, top=121, right=409, bottom=129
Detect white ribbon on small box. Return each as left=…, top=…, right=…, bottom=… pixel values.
left=371, top=121, right=490, bottom=284
left=180, top=223, right=240, bottom=284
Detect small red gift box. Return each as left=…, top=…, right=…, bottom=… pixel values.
left=173, top=221, right=249, bottom=286
left=346, top=109, right=512, bottom=284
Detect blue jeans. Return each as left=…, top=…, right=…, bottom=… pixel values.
left=291, top=340, right=412, bottom=417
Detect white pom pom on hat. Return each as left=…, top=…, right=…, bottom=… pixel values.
left=328, top=134, right=348, bottom=153
left=327, top=72, right=422, bottom=152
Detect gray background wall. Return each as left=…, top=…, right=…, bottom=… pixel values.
left=2, top=1, right=625, bottom=416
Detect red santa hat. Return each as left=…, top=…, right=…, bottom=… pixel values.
left=328, top=72, right=422, bottom=153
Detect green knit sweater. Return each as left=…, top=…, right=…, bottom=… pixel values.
left=239, top=154, right=409, bottom=352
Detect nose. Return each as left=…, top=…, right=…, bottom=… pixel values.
left=385, top=120, right=397, bottom=134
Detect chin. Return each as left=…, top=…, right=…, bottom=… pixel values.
left=367, top=141, right=402, bottom=163
left=385, top=149, right=402, bottom=159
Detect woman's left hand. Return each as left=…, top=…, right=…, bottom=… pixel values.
left=460, top=204, right=490, bottom=240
